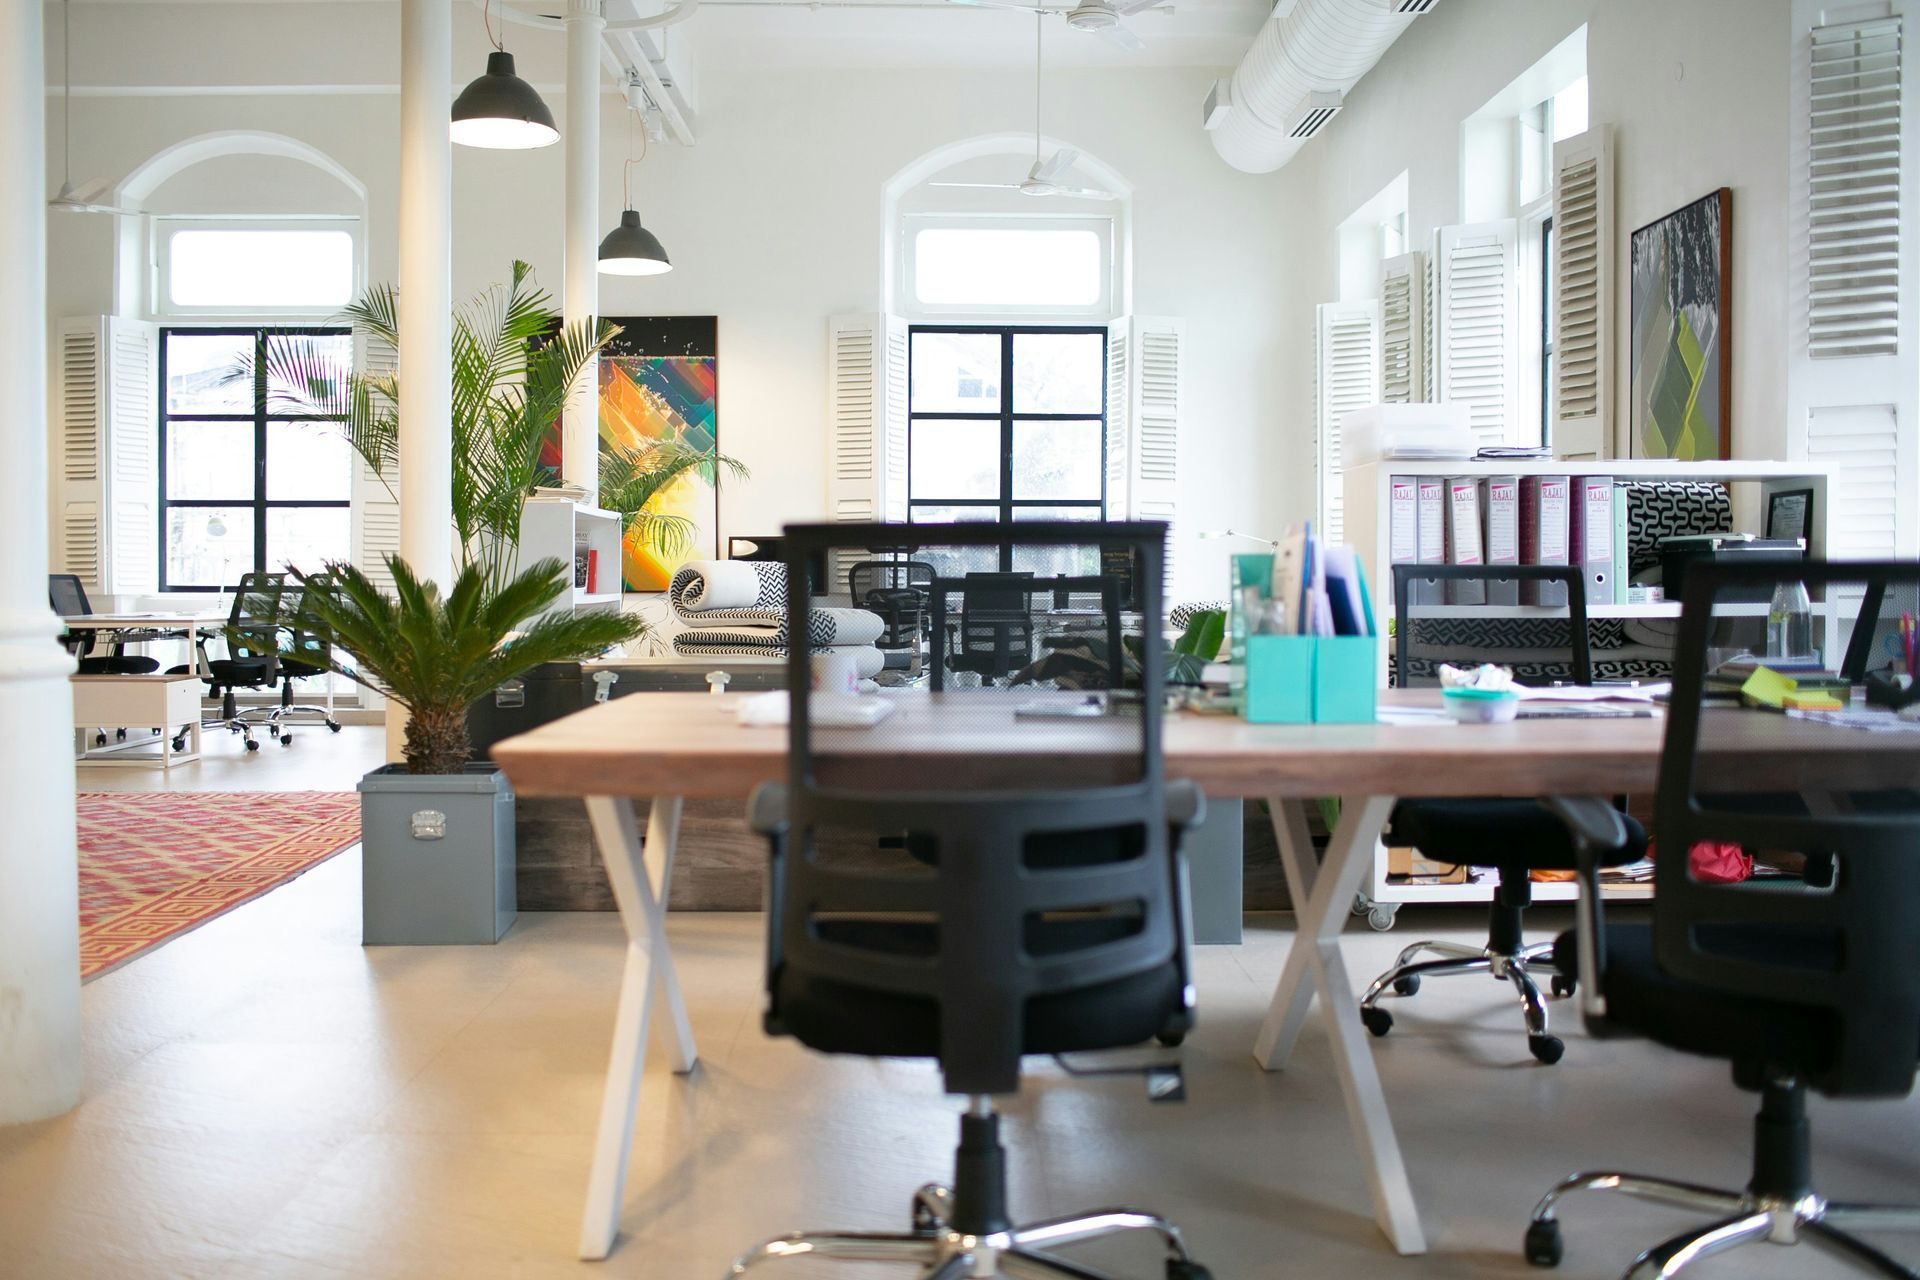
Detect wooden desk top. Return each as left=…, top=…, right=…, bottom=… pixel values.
left=491, top=690, right=1920, bottom=801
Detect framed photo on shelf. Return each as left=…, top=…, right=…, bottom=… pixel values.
left=1765, top=487, right=1815, bottom=549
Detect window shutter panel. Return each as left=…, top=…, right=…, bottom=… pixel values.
left=1104, top=320, right=1130, bottom=516
left=1809, top=16, right=1902, bottom=358
left=882, top=316, right=909, bottom=524
left=1421, top=247, right=1440, bottom=403
left=1315, top=301, right=1382, bottom=545
left=56, top=317, right=155, bottom=594
left=1435, top=219, right=1521, bottom=449
left=1111, top=317, right=1182, bottom=589
left=351, top=331, right=401, bottom=593
left=826, top=314, right=907, bottom=585
left=1551, top=126, right=1615, bottom=458
left=1808, top=403, right=1903, bottom=557
left=1380, top=252, right=1424, bottom=404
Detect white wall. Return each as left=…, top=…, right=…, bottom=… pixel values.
left=1276, top=0, right=1792, bottom=461
left=44, top=55, right=1300, bottom=601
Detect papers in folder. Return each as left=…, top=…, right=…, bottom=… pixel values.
left=735, top=692, right=895, bottom=728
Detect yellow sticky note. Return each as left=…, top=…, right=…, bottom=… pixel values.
left=1740, top=667, right=1797, bottom=709
left=1782, top=693, right=1845, bottom=711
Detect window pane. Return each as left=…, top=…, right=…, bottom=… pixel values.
left=167, top=420, right=255, bottom=499
left=1553, top=76, right=1589, bottom=141
left=910, top=331, right=1001, bottom=413
left=1012, top=332, right=1103, bottom=414
left=267, top=507, right=351, bottom=576
left=1012, top=419, right=1102, bottom=500
left=910, top=419, right=1001, bottom=499
left=167, top=506, right=253, bottom=587
left=264, top=332, right=353, bottom=411
left=903, top=513, right=1001, bottom=579
left=166, top=332, right=254, bottom=414
left=913, top=228, right=1103, bottom=308
left=168, top=229, right=355, bottom=309
left=267, top=421, right=353, bottom=501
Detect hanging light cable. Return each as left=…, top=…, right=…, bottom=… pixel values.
left=598, top=104, right=672, bottom=275
left=451, top=0, right=560, bottom=150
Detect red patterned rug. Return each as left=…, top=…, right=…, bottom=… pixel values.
left=79, top=792, right=361, bottom=980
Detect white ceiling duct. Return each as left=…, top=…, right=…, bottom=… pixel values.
left=1210, top=0, right=1428, bottom=174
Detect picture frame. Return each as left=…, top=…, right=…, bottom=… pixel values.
left=1630, top=188, right=1733, bottom=460
left=1765, top=487, right=1815, bottom=549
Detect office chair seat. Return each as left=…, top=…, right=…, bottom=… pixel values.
left=76, top=654, right=160, bottom=676
left=1393, top=799, right=1649, bottom=873
left=774, top=915, right=1186, bottom=1061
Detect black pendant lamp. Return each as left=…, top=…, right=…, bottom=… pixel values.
left=599, top=109, right=672, bottom=275
left=450, top=2, right=558, bottom=150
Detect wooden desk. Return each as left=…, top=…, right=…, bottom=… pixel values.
left=492, top=690, right=1920, bottom=1260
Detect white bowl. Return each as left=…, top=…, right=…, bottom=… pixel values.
left=1441, top=690, right=1520, bottom=724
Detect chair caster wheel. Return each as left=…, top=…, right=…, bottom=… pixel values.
left=1360, top=1005, right=1393, bottom=1037
left=1551, top=975, right=1576, bottom=998
left=94, top=733, right=107, bottom=748
left=115, top=728, right=128, bottom=741
left=1392, top=974, right=1422, bottom=997
left=1366, top=904, right=1398, bottom=931
left=327, top=721, right=342, bottom=733
left=171, top=737, right=187, bottom=753
left=244, top=738, right=260, bottom=753
left=1528, top=1034, right=1565, bottom=1065
left=280, top=735, right=294, bottom=747
left=1524, top=1219, right=1563, bottom=1267
left=1167, top=1261, right=1214, bottom=1280
left=1155, top=1029, right=1186, bottom=1048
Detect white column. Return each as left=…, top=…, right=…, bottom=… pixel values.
left=398, top=0, right=454, bottom=586
left=562, top=0, right=605, bottom=504
left=0, top=0, right=82, bottom=1126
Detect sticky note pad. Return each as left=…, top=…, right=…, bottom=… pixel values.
left=1740, top=667, right=1797, bottom=710
left=1782, top=693, right=1845, bottom=711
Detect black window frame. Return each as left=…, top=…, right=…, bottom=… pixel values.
left=1540, top=213, right=1555, bottom=445
left=905, top=324, right=1108, bottom=571
left=157, top=325, right=354, bottom=592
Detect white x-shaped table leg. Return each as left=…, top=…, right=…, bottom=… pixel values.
left=578, top=794, right=700, bottom=1260
left=1253, top=794, right=1426, bottom=1256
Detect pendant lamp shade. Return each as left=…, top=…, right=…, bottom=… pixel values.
left=598, top=210, right=672, bottom=276
left=451, top=51, right=559, bottom=149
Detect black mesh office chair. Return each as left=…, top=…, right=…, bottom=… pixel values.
left=849, top=558, right=935, bottom=680
left=1528, top=559, right=1920, bottom=1278
left=167, top=575, right=283, bottom=752
left=48, top=574, right=160, bottom=675
left=259, top=574, right=344, bottom=739
left=1362, top=564, right=1649, bottom=1064
left=944, top=571, right=1038, bottom=685
left=730, top=521, right=1213, bottom=1280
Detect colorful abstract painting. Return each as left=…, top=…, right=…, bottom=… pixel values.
left=1630, top=190, right=1732, bottom=460
left=541, top=316, right=718, bottom=591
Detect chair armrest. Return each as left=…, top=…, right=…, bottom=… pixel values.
left=748, top=783, right=789, bottom=837
left=1537, top=795, right=1618, bottom=1023
left=1167, top=780, right=1206, bottom=832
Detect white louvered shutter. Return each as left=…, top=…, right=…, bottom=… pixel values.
left=1421, top=246, right=1440, bottom=403
left=1380, top=253, right=1423, bottom=404
left=1315, top=301, right=1381, bottom=545
left=56, top=317, right=156, bottom=595
left=1551, top=126, right=1615, bottom=458
left=882, top=319, right=909, bottom=523
left=1435, top=219, right=1521, bottom=448
left=351, top=332, right=401, bottom=593
left=1809, top=404, right=1905, bottom=557
left=826, top=314, right=908, bottom=585
left=1109, top=317, right=1182, bottom=592
left=1809, top=15, right=1903, bottom=358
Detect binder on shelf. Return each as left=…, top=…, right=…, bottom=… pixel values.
left=1443, top=477, right=1487, bottom=605
left=1388, top=477, right=1424, bottom=604
left=1569, top=474, right=1615, bottom=605
left=1481, top=475, right=1521, bottom=606
left=1518, top=475, right=1571, bottom=606
left=1413, top=477, right=1447, bottom=605
left=1611, top=483, right=1630, bottom=605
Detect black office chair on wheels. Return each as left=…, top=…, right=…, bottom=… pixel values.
left=167, top=575, right=283, bottom=752
left=849, top=558, right=935, bottom=682
left=1528, top=559, right=1920, bottom=1279
left=946, top=571, right=1038, bottom=685
left=1362, top=564, right=1650, bottom=1064
left=48, top=574, right=161, bottom=675
left=261, top=574, right=344, bottom=739
left=729, top=521, right=1213, bottom=1280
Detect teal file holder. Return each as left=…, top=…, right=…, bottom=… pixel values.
left=1244, top=635, right=1378, bottom=724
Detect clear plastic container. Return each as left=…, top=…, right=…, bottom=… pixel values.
left=1767, top=580, right=1813, bottom=661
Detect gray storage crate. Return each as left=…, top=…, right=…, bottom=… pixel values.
left=358, top=763, right=516, bottom=944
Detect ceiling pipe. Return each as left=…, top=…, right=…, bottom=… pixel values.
left=1209, top=0, right=1421, bottom=174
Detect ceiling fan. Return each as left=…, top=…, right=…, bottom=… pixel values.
left=928, top=17, right=1120, bottom=201
left=48, top=0, right=128, bottom=215
left=946, top=0, right=1163, bottom=53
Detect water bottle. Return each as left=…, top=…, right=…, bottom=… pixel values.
left=1767, top=580, right=1813, bottom=661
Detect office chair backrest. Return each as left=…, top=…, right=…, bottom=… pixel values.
left=1391, top=563, right=1591, bottom=687
left=1657, top=559, right=1920, bottom=1097
left=48, top=574, right=95, bottom=657
left=848, top=559, right=934, bottom=648
left=772, top=522, right=1182, bottom=1095
left=948, top=571, right=1037, bottom=680
left=229, top=572, right=286, bottom=674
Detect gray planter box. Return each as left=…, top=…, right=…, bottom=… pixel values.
left=358, top=763, right=516, bottom=944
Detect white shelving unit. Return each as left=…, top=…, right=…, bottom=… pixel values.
left=520, top=494, right=628, bottom=621
left=1341, top=458, right=1836, bottom=925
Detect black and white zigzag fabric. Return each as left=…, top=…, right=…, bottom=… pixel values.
left=671, top=636, right=885, bottom=679
left=669, top=559, right=885, bottom=646
left=1623, top=481, right=1733, bottom=574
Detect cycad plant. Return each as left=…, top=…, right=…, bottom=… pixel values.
left=271, top=556, right=642, bottom=774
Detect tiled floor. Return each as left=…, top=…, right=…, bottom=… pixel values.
left=5, top=726, right=1917, bottom=1278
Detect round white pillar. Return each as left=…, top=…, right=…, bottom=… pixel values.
left=562, top=0, right=605, bottom=505
left=398, top=0, right=454, bottom=587
left=0, top=0, right=83, bottom=1126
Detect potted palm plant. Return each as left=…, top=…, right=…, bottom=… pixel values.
left=245, top=262, right=737, bottom=943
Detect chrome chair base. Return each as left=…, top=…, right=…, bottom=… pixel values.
left=730, top=1184, right=1210, bottom=1280
left=1359, top=937, right=1569, bottom=1064
left=1526, top=1172, right=1920, bottom=1278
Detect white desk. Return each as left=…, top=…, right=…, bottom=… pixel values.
left=62, top=611, right=226, bottom=677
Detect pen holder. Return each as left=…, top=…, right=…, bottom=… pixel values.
left=1244, top=635, right=1378, bottom=724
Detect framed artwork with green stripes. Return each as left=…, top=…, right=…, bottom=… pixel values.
left=1630, top=188, right=1733, bottom=460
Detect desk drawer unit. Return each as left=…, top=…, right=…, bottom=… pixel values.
left=71, top=674, right=202, bottom=769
